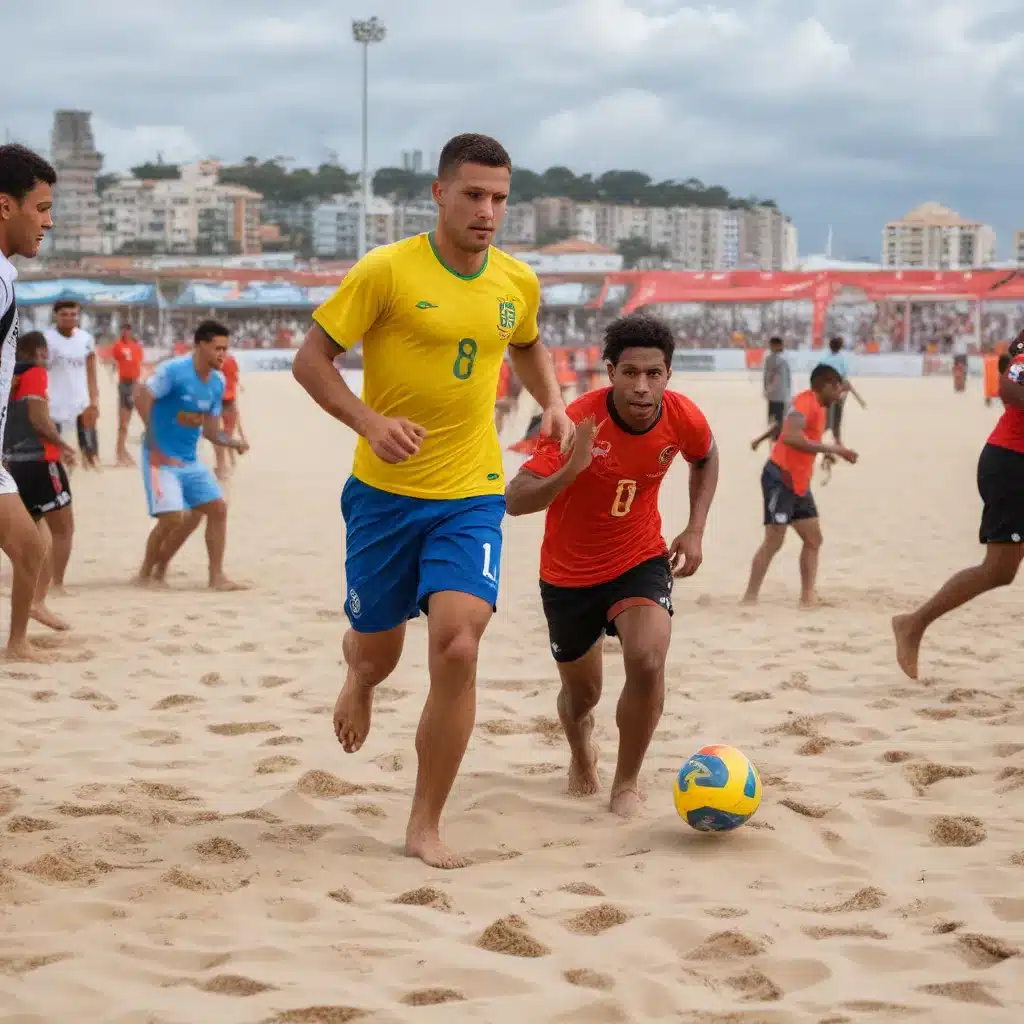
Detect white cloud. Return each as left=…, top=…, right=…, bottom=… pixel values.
left=5, top=0, right=1024, bottom=257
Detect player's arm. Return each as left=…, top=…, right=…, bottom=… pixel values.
left=843, top=377, right=866, bottom=408
left=780, top=410, right=846, bottom=457
left=505, top=270, right=572, bottom=443
left=505, top=416, right=597, bottom=516
left=202, top=414, right=247, bottom=452
left=683, top=440, right=719, bottom=537
left=293, top=257, right=425, bottom=463
left=998, top=362, right=1024, bottom=409
left=85, top=338, right=99, bottom=414
left=22, top=375, right=76, bottom=463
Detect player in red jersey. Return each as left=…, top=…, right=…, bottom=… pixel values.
left=741, top=363, right=855, bottom=607
left=110, top=325, right=144, bottom=466
left=505, top=313, right=719, bottom=817
left=893, top=337, right=1024, bottom=678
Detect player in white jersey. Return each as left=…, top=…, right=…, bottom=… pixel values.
left=0, top=144, right=58, bottom=660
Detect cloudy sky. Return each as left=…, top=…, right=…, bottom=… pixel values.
left=6, top=0, right=1024, bottom=260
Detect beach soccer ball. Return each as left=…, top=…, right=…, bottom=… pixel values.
left=673, top=744, right=762, bottom=832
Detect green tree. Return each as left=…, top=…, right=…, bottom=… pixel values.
left=130, top=162, right=180, bottom=180
left=617, top=236, right=671, bottom=269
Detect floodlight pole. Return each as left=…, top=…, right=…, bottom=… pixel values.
left=352, top=17, right=386, bottom=260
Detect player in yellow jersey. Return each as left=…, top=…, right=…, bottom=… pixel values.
left=292, top=134, right=571, bottom=869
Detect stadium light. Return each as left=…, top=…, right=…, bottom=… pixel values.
left=352, top=17, right=386, bottom=260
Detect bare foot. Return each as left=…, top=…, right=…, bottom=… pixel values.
left=567, top=734, right=600, bottom=797
left=557, top=691, right=600, bottom=797
left=29, top=603, right=70, bottom=631
left=609, top=781, right=646, bottom=818
left=50, top=583, right=69, bottom=598
left=208, top=576, right=250, bottom=592
left=3, top=641, right=51, bottom=663
left=133, top=573, right=168, bottom=589
left=405, top=823, right=471, bottom=869
left=117, top=455, right=135, bottom=468
left=740, top=594, right=758, bottom=606
left=333, top=679, right=375, bottom=753
left=892, top=613, right=922, bottom=680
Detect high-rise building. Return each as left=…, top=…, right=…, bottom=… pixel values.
left=882, top=203, right=996, bottom=269
left=49, top=110, right=103, bottom=255
left=100, top=161, right=262, bottom=255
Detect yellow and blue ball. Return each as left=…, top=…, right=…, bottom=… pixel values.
left=673, top=744, right=762, bottom=832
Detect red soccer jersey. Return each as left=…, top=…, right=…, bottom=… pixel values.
left=111, top=338, right=144, bottom=382
left=769, top=389, right=826, bottom=496
left=522, top=387, right=713, bottom=587
left=988, top=356, right=1024, bottom=454
left=221, top=353, right=239, bottom=402
left=13, top=367, right=61, bottom=462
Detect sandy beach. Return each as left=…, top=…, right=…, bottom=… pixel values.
left=0, top=369, right=1020, bottom=1023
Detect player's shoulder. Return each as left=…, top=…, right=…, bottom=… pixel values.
left=489, top=247, right=540, bottom=293
left=663, top=388, right=706, bottom=420
left=365, top=234, right=428, bottom=273
left=566, top=387, right=608, bottom=421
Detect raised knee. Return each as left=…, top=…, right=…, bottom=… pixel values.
left=564, top=680, right=601, bottom=713
left=803, top=532, right=823, bottom=552
left=343, top=631, right=401, bottom=684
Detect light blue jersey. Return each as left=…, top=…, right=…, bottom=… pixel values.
left=146, top=354, right=225, bottom=462
left=819, top=351, right=850, bottom=379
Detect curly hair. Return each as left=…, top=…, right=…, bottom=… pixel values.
left=601, top=313, right=675, bottom=366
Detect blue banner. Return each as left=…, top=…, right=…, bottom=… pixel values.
left=15, top=279, right=160, bottom=307
left=174, top=281, right=324, bottom=308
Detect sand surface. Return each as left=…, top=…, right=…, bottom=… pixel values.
left=0, top=371, right=1021, bottom=1023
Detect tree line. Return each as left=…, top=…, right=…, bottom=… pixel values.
left=97, top=158, right=774, bottom=210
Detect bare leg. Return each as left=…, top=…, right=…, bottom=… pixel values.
left=48, top=503, right=74, bottom=590
left=608, top=604, right=671, bottom=817
left=0, top=493, right=47, bottom=661
left=741, top=524, right=787, bottom=604
left=893, top=544, right=1023, bottom=679
left=29, top=516, right=69, bottom=631
left=154, top=509, right=203, bottom=580
left=792, top=517, right=823, bottom=607
left=136, top=513, right=185, bottom=584
left=116, top=405, right=134, bottom=466
left=405, top=590, right=491, bottom=870
left=555, top=642, right=603, bottom=797
left=333, top=624, right=405, bottom=753
left=200, top=499, right=246, bottom=590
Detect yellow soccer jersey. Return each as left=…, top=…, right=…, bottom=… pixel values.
left=313, top=232, right=540, bottom=500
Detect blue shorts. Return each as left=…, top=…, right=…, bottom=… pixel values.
left=341, top=476, right=505, bottom=633
left=142, top=450, right=222, bottom=517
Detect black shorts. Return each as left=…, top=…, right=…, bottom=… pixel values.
left=978, top=443, right=1024, bottom=544
left=954, top=353, right=968, bottom=368
left=118, top=380, right=135, bottom=410
left=539, top=555, right=673, bottom=664
left=9, top=461, right=71, bottom=520
left=762, top=460, right=818, bottom=526
left=767, top=400, right=786, bottom=438
left=826, top=396, right=845, bottom=435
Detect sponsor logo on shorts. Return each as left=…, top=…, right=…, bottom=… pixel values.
left=348, top=589, right=361, bottom=616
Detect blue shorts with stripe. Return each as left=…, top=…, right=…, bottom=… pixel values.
left=341, top=476, right=505, bottom=633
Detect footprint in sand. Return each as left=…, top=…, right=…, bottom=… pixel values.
left=931, top=816, right=986, bottom=847
left=564, top=968, right=614, bottom=991
left=208, top=722, right=280, bottom=736
left=151, top=694, right=203, bottom=711
left=401, top=988, right=466, bottom=1006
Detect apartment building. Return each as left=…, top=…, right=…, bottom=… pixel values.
left=49, top=110, right=103, bottom=255
left=100, top=161, right=262, bottom=255
left=499, top=202, right=537, bottom=245
left=882, top=203, right=996, bottom=269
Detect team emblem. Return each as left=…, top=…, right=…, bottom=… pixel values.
left=658, top=445, right=679, bottom=465
left=592, top=439, right=611, bottom=457
left=497, top=299, right=516, bottom=339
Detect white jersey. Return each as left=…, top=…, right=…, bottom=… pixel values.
left=0, top=252, right=20, bottom=441
left=0, top=254, right=20, bottom=495
left=44, top=325, right=95, bottom=424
